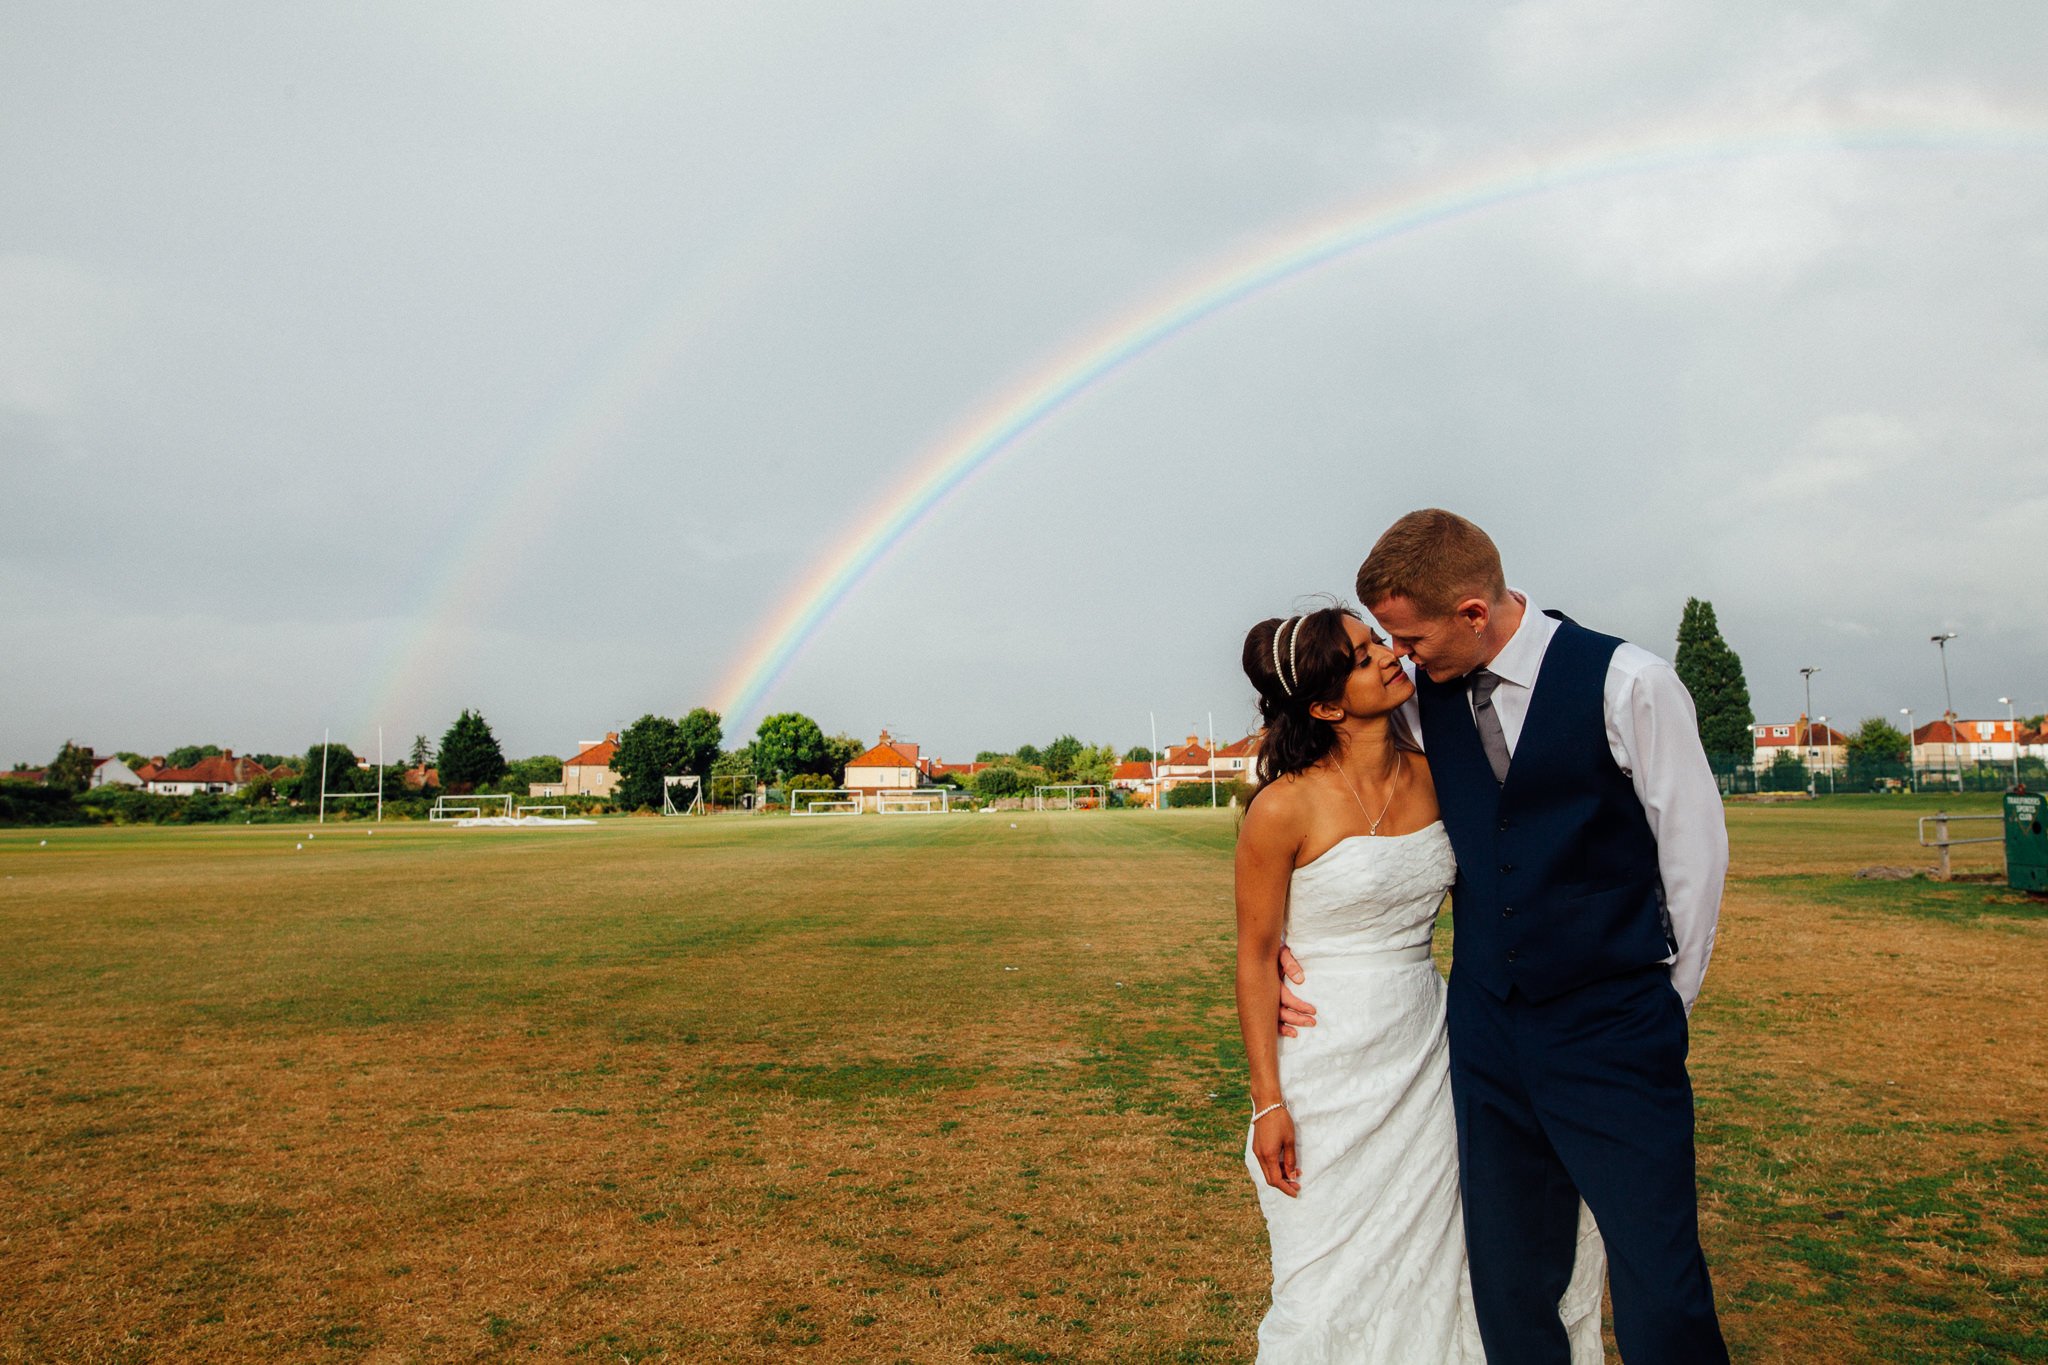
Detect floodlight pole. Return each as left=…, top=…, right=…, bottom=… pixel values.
left=2000, top=697, right=2018, bottom=789
left=1818, top=716, right=1834, bottom=793
left=1209, top=711, right=1217, bottom=809
left=319, top=728, right=330, bottom=824
left=376, top=726, right=384, bottom=824
left=1933, top=633, right=1959, bottom=789
left=1901, top=708, right=1915, bottom=792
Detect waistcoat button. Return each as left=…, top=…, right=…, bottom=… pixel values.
left=1506, top=949, right=1520, bottom=962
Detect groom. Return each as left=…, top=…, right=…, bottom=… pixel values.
left=1282, top=509, right=1729, bottom=1362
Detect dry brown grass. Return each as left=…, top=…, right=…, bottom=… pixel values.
left=0, top=800, right=2041, bottom=1361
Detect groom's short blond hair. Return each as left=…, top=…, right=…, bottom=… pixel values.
left=1355, top=509, right=1509, bottom=618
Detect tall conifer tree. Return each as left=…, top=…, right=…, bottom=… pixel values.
left=1674, top=598, right=1755, bottom=761
left=438, top=709, right=507, bottom=791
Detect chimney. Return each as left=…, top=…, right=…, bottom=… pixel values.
left=879, top=729, right=891, bottom=745
left=223, top=749, right=233, bottom=760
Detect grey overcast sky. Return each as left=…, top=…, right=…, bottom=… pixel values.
left=4, top=1, right=2045, bottom=765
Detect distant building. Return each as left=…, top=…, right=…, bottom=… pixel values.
left=4, top=768, right=46, bottom=785
left=845, top=731, right=927, bottom=810
left=1750, top=717, right=1847, bottom=771
left=562, top=734, right=620, bottom=798
left=146, top=750, right=273, bottom=796
left=87, top=754, right=143, bottom=789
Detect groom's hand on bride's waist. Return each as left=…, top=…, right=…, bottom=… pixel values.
left=1277, top=944, right=1316, bottom=1036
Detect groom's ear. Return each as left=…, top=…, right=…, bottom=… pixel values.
left=1452, top=597, right=1490, bottom=637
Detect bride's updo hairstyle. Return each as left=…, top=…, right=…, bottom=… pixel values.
left=1242, top=604, right=1361, bottom=794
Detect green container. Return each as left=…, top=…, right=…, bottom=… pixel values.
left=2008, top=791, right=2048, bottom=893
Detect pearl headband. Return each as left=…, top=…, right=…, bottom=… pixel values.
left=1273, top=615, right=1307, bottom=697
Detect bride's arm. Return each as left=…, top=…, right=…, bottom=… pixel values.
left=1235, top=794, right=1301, bottom=1197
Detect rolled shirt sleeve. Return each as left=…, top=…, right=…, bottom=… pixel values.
left=1605, top=648, right=1728, bottom=1011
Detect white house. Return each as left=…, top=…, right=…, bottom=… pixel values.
left=845, top=731, right=926, bottom=810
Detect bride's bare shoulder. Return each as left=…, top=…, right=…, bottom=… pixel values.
left=1239, top=772, right=1316, bottom=844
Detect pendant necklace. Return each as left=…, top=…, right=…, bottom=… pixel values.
left=1338, top=752, right=1403, bottom=835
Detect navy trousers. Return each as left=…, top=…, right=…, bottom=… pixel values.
left=1447, top=965, right=1728, bottom=1364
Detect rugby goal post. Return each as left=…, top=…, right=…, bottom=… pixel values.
left=1034, top=784, right=1108, bottom=812
left=662, top=775, right=702, bottom=816
left=790, top=787, right=861, bottom=816
left=877, top=787, right=958, bottom=814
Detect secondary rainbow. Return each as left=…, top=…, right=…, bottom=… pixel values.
left=712, top=110, right=2046, bottom=732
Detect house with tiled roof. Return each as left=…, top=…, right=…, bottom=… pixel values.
left=845, top=731, right=927, bottom=809
left=1914, top=717, right=2030, bottom=767
left=1212, top=734, right=1262, bottom=783
left=1750, top=717, right=1847, bottom=770
left=4, top=768, right=46, bottom=785
left=562, top=734, right=620, bottom=798
left=146, top=750, right=274, bottom=796
left=1111, top=759, right=1158, bottom=795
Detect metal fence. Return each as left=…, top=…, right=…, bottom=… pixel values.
left=1707, top=754, right=2046, bottom=796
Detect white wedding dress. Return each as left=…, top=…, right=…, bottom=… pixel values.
left=1246, top=822, right=1606, bottom=1363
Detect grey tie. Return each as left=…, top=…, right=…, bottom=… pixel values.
left=1469, top=669, right=1511, bottom=785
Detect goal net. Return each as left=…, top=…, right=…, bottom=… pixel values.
left=877, top=787, right=958, bottom=814
left=662, top=775, right=702, bottom=816
left=790, top=787, right=861, bottom=816
left=431, top=794, right=510, bottom=822
left=1034, top=784, right=1108, bottom=812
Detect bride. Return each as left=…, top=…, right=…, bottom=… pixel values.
left=1233, top=605, right=1604, bottom=1362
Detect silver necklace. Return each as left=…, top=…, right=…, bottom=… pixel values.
left=1336, top=752, right=1403, bottom=835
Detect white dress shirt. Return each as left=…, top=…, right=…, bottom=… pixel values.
left=1396, top=594, right=1727, bottom=1010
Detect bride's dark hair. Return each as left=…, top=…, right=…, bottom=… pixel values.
left=1242, top=604, right=1361, bottom=795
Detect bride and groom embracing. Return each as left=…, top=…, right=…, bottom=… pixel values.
left=1233, top=509, right=1730, bottom=1363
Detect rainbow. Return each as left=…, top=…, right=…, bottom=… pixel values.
left=710, top=111, right=2045, bottom=734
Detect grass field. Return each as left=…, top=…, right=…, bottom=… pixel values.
left=1, top=796, right=2042, bottom=1362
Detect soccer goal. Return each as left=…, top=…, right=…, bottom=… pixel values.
left=515, top=803, right=569, bottom=821
left=791, top=787, right=861, bottom=816
left=662, top=775, right=702, bottom=816
left=710, top=772, right=757, bottom=812
left=1034, top=784, right=1108, bottom=812
left=877, top=787, right=957, bottom=815
left=431, top=794, right=510, bottom=821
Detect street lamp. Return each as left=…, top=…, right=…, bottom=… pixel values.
left=1799, top=667, right=1821, bottom=791
left=1932, top=633, right=1959, bottom=789
left=2000, top=697, right=2019, bottom=790
left=1900, top=708, right=1915, bottom=792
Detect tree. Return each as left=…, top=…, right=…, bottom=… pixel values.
left=1673, top=599, right=1755, bottom=762
left=409, top=735, right=434, bottom=769
left=166, top=744, right=222, bottom=769
left=294, top=742, right=364, bottom=801
left=115, top=751, right=149, bottom=770
left=438, top=710, right=507, bottom=792
left=502, top=755, right=561, bottom=791
left=1015, top=743, right=1044, bottom=767
left=974, top=750, right=1010, bottom=764
left=46, top=741, right=93, bottom=794
left=678, top=708, right=724, bottom=781
left=1042, top=735, right=1083, bottom=781
left=1123, top=745, right=1155, bottom=762
left=611, top=715, right=684, bottom=810
left=1846, top=718, right=1909, bottom=766
left=823, top=732, right=865, bottom=784
left=752, top=712, right=829, bottom=782
left=711, top=743, right=758, bottom=778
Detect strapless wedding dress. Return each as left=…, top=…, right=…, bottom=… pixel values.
left=1246, top=822, right=1605, bottom=1362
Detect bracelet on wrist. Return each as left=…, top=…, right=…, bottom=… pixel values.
left=1252, top=1101, right=1287, bottom=1123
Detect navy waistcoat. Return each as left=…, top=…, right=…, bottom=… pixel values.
left=1417, top=612, right=1673, bottom=1001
